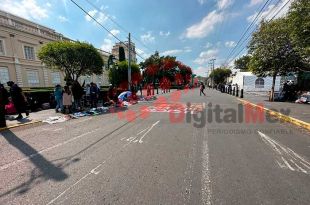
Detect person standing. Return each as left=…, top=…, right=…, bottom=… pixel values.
left=0, top=83, right=9, bottom=128
left=7, top=81, right=29, bottom=119
left=62, top=85, right=72, bottom=114
left=90, top=83, right=99, bottom=108
left=54, top=84, right=63, bottom=113
left=200, top=82, right=206, bottom=96
left=71, top=80, right=84, bottom=111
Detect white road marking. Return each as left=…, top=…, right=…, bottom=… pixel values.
left=138, top=120, right=160, bottom=143
left=0, top=129, right=99, bottom=171
left=258, top=131, right=310, bottom=174
left=47, top=137, right=134, bottom=204
left=202, top=127, right=212, bottom=205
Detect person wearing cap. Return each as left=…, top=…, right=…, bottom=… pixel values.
left=0, top=83, right=9, bottom=127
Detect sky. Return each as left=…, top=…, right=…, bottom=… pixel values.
left=0, top=0, right=292, bottom=77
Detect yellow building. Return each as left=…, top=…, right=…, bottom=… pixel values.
left=0, top=10, right=110, bottom=88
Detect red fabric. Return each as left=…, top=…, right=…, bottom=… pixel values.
left=5, top=102, right=17, bottom=115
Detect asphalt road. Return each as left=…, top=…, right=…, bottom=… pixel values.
left=1, top=88, right=310, bottom=205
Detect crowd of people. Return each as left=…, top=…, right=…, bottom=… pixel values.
left=53, top=81, right=101, bottom=114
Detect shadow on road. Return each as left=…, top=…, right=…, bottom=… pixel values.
left=0, top=130, right=69, bottom=197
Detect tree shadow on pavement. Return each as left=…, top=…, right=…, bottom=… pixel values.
left=0, top=130, right=69, bottom=197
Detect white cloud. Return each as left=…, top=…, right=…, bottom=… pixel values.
left=46, top=2, right=52, bottom=7
left=141, top=31, right=155, bottom=44
left=161, top=49, right=183, bottom=56
left=159, top=31, right=171, bottom=37
left=217, top=0, right=233, bottom=10
left=247, top=0, right=292, bottom=23
left=58, top=15, right=69, bottom=23
left=248, top=0, right=264, bottom=7
left=85, top=9, right=108, bottom=24
left=184, top=46, right=192, bottom=52
left=185, top=10, right=224, bottom=39
left=225, top=41, right=236, bottom=48
left=136, top=48, right=151, bottom=61
left=198, top=0, right=207, bottom=5
left=100, top=39, right=114, bottom=52
left=204, top=42, right=213, bottom=49
left=194, top=49, right=218, bottom=65
left=194, top=66, right=210, bottom=77
left=109, top=29, right=120, bottom=37
left=0, top=0, right=48, bottom=20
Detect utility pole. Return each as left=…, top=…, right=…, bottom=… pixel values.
left=210, top=59, right=216, bottom=88
left=128, top=33, right=131, bottom=91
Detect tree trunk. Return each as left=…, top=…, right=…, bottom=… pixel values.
left=270, top=74, right=276, bottom=101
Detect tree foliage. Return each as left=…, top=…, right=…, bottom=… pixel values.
left=141, top=51, right=192, bottom=85
left=287, top=0, right=310, bottom=65
left=248, top=19, right=304, bottom=100
left=234, top=55, right=251, bottom=71
left=209, top=68, right=231, bottom=85
left=108, top=61, right=141, bottom=89
left=38, top=41, right=104, bottom=83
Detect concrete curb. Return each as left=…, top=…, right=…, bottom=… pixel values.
left=237, top=99, right=310, bottom=131
left=0, top=120, right=42, bottom=132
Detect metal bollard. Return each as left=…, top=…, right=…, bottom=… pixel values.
left=233, top=87, right=235, bottom=96
left=236, top=88, right=239, bottom=97
left=240, top=89, right=244, bottom=98
left=157, top=87, right=159, bottom=94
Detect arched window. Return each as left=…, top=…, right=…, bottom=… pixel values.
left=255, top=78, right=264, bottom=88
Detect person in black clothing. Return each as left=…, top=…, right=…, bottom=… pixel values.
left=90, top=82, right=99, bottom=108
left=0, top=83, right=9, bottom=128
left=71, top=80, right=84, bottom=111
left=7, top=81, right=29, bottom=119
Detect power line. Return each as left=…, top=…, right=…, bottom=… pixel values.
left=83, top=0, right=156, bottom=54
left=225, top=0, right=273, bottom=64
left=69, top=0, right=146, bottom=61
left=226, top=0, right=293, bottom=66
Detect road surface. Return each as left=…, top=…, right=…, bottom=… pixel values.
left=1, top=88, right=310, bottom=204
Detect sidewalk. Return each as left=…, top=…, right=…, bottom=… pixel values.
left=3, top=89, right=176, bottom=129
left=242, top=92, right=310, bottom=123
left=4, top=109, right=62, bottom=129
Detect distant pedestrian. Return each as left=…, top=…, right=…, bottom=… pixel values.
left=200, top=82, right=206, bottom=96
left=63, top=85, right=72, bottom=114
left=0, top=83, right=9, bottom=128
left=7, top=81, right=29, bottom=119
left=54, top=84, right=63, bottom=113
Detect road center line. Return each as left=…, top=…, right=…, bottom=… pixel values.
left=0, top=129, right=99, bottom=171
left=202, top=127, right=212, bottom=205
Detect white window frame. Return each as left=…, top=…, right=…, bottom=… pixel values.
left=0, top=39, right=5, bottom=56
left=51, top=72, right=61, bottom=85
left=23, top=45, right=35, bottom=60
left=0, top=67, right=9, bottom=84
left=26, top=70, right=39, bottom=86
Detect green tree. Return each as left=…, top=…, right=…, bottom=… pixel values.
left=287, top=0, right=310, bottom=65
left=108, top=61, right=141, bottom=89
left=38, top=41, right=104, bottom=84
left=248, top=19, right=304, bottom=101
left=234, top=55, right=251, bottom=71
left=209, top=68, right=231, bottom=85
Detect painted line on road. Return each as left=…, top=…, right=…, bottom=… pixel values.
left=258, top=131, right=310, bottom=174
left=47, top=132, right=137, bottom=204
left=138, top=120, right=160, bottom=143
left=201, top=127, right=212, bottom=205
left=238, top=99, right=310, bottom=131
left=0, top=120, right=42, bottom=131
left=0, top=129, right=99, bottom=171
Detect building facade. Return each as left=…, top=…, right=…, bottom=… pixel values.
left=231, top=71, right=281, bottom=92
left=0, top=10, right=110, bottom=88
left=111, top=41, right=137, bottom=63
